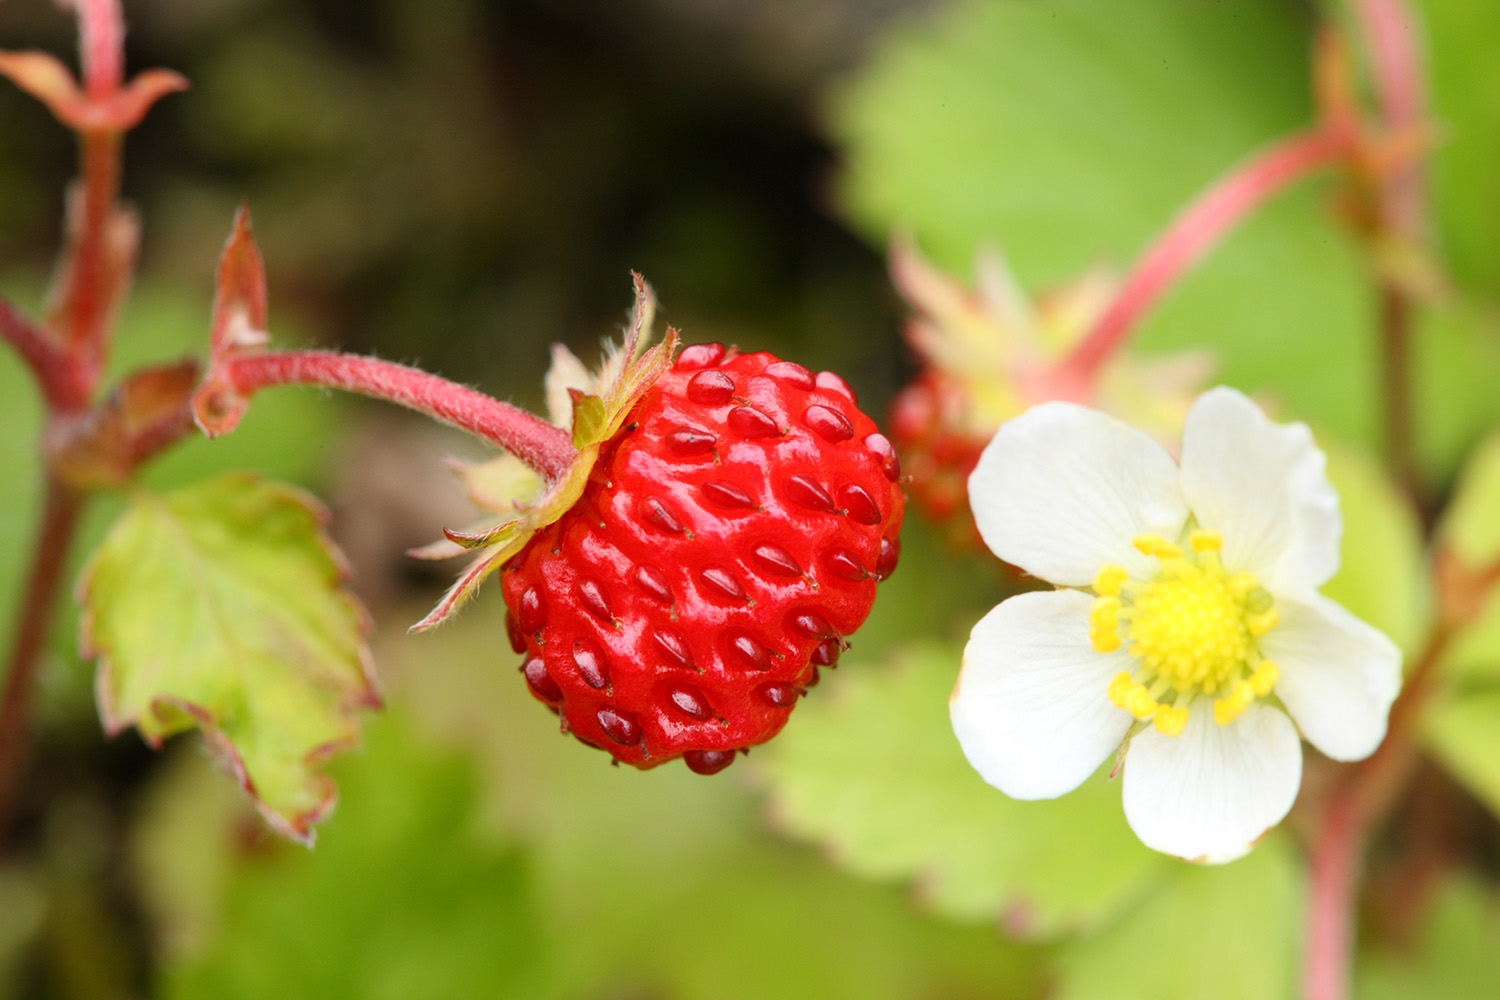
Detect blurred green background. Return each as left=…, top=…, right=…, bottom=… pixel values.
left=2, top=0, right=1500, bottom=997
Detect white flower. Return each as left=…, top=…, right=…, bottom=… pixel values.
left=950, top=387, right=1402, bottom=862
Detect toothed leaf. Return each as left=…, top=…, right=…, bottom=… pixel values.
left=760, top=643, right=1165, bottom=939
left=81, top=473, right=378, bottom=844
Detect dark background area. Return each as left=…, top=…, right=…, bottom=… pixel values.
left=0, top=0, right=937, bottom=413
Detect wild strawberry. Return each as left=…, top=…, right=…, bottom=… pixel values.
left=888, top=371, right=986, bottom=550
left=409, top=278, right=903, bottom=773
left=501, top=344, right=903, bottom=772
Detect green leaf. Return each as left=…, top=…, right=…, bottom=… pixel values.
left=148, top=617, right=1042, bottom=1000
left=81, top=473, right=378, bottom=843
left=1431, top=427, right=1500, bottom=686
left=758, top=643, right=1166, bottom=939
left=832, top=0, right=1381, bottom=447
left=1358, top=876, right=1500, bottom=1000
left=1053, top=834, right=1301, bottom=1000
left=159, top=711, right=553, bottom=1000
left=1321, top=444, right=1429, bottom=655
left=1421, top=690, right=1500, bottom=819
left=389, top=613, right=1043, bottom=1000
left=1419, top=0, right=1500, bottom=297
left=1414, top=302, right=1500, bottom=485
left=1438, top=427, right=1500, bottom=566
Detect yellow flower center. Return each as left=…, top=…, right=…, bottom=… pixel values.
left=1089, top=530, right=1280, bottom=738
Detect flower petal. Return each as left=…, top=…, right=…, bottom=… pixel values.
left=1122, top=701, right=1301, bottom=862
left=1258, top=594, right=1402, bottom=762
left=968, top=402, right=1188, bottom=585
left=951, top=590, right=1134, bottom=800
left=1178, top=387, right=1340, bottom=594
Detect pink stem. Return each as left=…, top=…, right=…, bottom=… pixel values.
left=1066, top=130, right=1346, bottom=383
left=1304, top=794, right=1362, bottom=1000
left=0, top=298, right=90, bottom=411
left=224, top=351, right=577, bottom=480
left=77, top=0, right=124, bottom=101
left=65, top=129, right=122, bottom=372
left=1351, top=0, right=1426, bottom=237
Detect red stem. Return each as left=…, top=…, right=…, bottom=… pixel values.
left=1066, top=130, right=1346, bottom=383
left=0, top=477, right=83, bottom=838
left=1305, top=792, right=1362, bottom=1000
left=77, top=0, right=124, bottom=101
left=1351, top=0, right=1426, bottom=238
left=224, top=350, right=577, bottom=480
left=0, top=298, right=90, bottom=411
left=67, top=129, right=123, bottom=374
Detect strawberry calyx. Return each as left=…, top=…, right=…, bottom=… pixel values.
left=409, top=274, right=680, bottom=631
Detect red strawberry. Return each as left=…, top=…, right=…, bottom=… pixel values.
left=499, top=343, right=904, bottom=773
left=888, top=371, right=986, bottom=550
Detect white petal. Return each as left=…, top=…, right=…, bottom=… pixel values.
left=951, top=590, right=1134, bottom=800
left=1258, top=595, right=1402, bottom=762
left=1178, top=387, right=1341, bottom=595
left=1122, top=701, right=1301, bottom=862
left=968, top=402, right=1188, bottom=585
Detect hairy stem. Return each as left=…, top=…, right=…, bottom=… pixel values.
left=1066, top=130, right=1346, bottom=383
left=223, top=350, right=577, bottom=480
left=63, top=129, right=123, bottom=376
left=77, top=0, right=125, bottom=101
left=0, top=477, right=84, bottom=838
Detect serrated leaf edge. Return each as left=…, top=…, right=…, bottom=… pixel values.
left=79, top=473, right=381, bottom=846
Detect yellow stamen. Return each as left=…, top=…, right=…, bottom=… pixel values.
left=1153, top=704, right=1189, bottom=737
left=1247, top=607, right=1280, bottom=636
left=1226, top=572, right=1260, bottom=596
left=1213, top=680, right=1256, bottom=725
left=1249, top=659, right=1280, bottom=696
left=1132, top=534, right=1183, bottom=559
left=1089, top=595, right=1121, bottom=623
left=1094, top=528, right=1283, bottom=737
left=1189, top=529, right=1222, bottom=553
left=1093, top=565, right=1128, bottom=597
left=1125, top=687, right=1158, bottom=720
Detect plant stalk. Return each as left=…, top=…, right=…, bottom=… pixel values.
left=1066, top=129, right=1346, bottom=384
left=0, top=477, right=84, bottom=838
left=223, top=350, right=577, bottom=480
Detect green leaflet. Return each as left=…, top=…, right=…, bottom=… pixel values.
left=1423, top=691, right=1500, bottom=820
left=1420, top=0, right=1500, bottom=297
left=1438, top=428, right=1500, bottom=567
left=831, top=0, right=1372, bottom=447
left=159, top=712, right=552, bottom=1000
left=386, top=613, right=1041, bottom=1000
left=1431, top=428, right=1500, bottom=687
left=81, top=473, right=377, bottom=843
left=758, top=643, right=1166, bottom=939
left=1054, top=834, right=1300, bottom=1000
left=1321, top=444, right=1429, bottom=656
